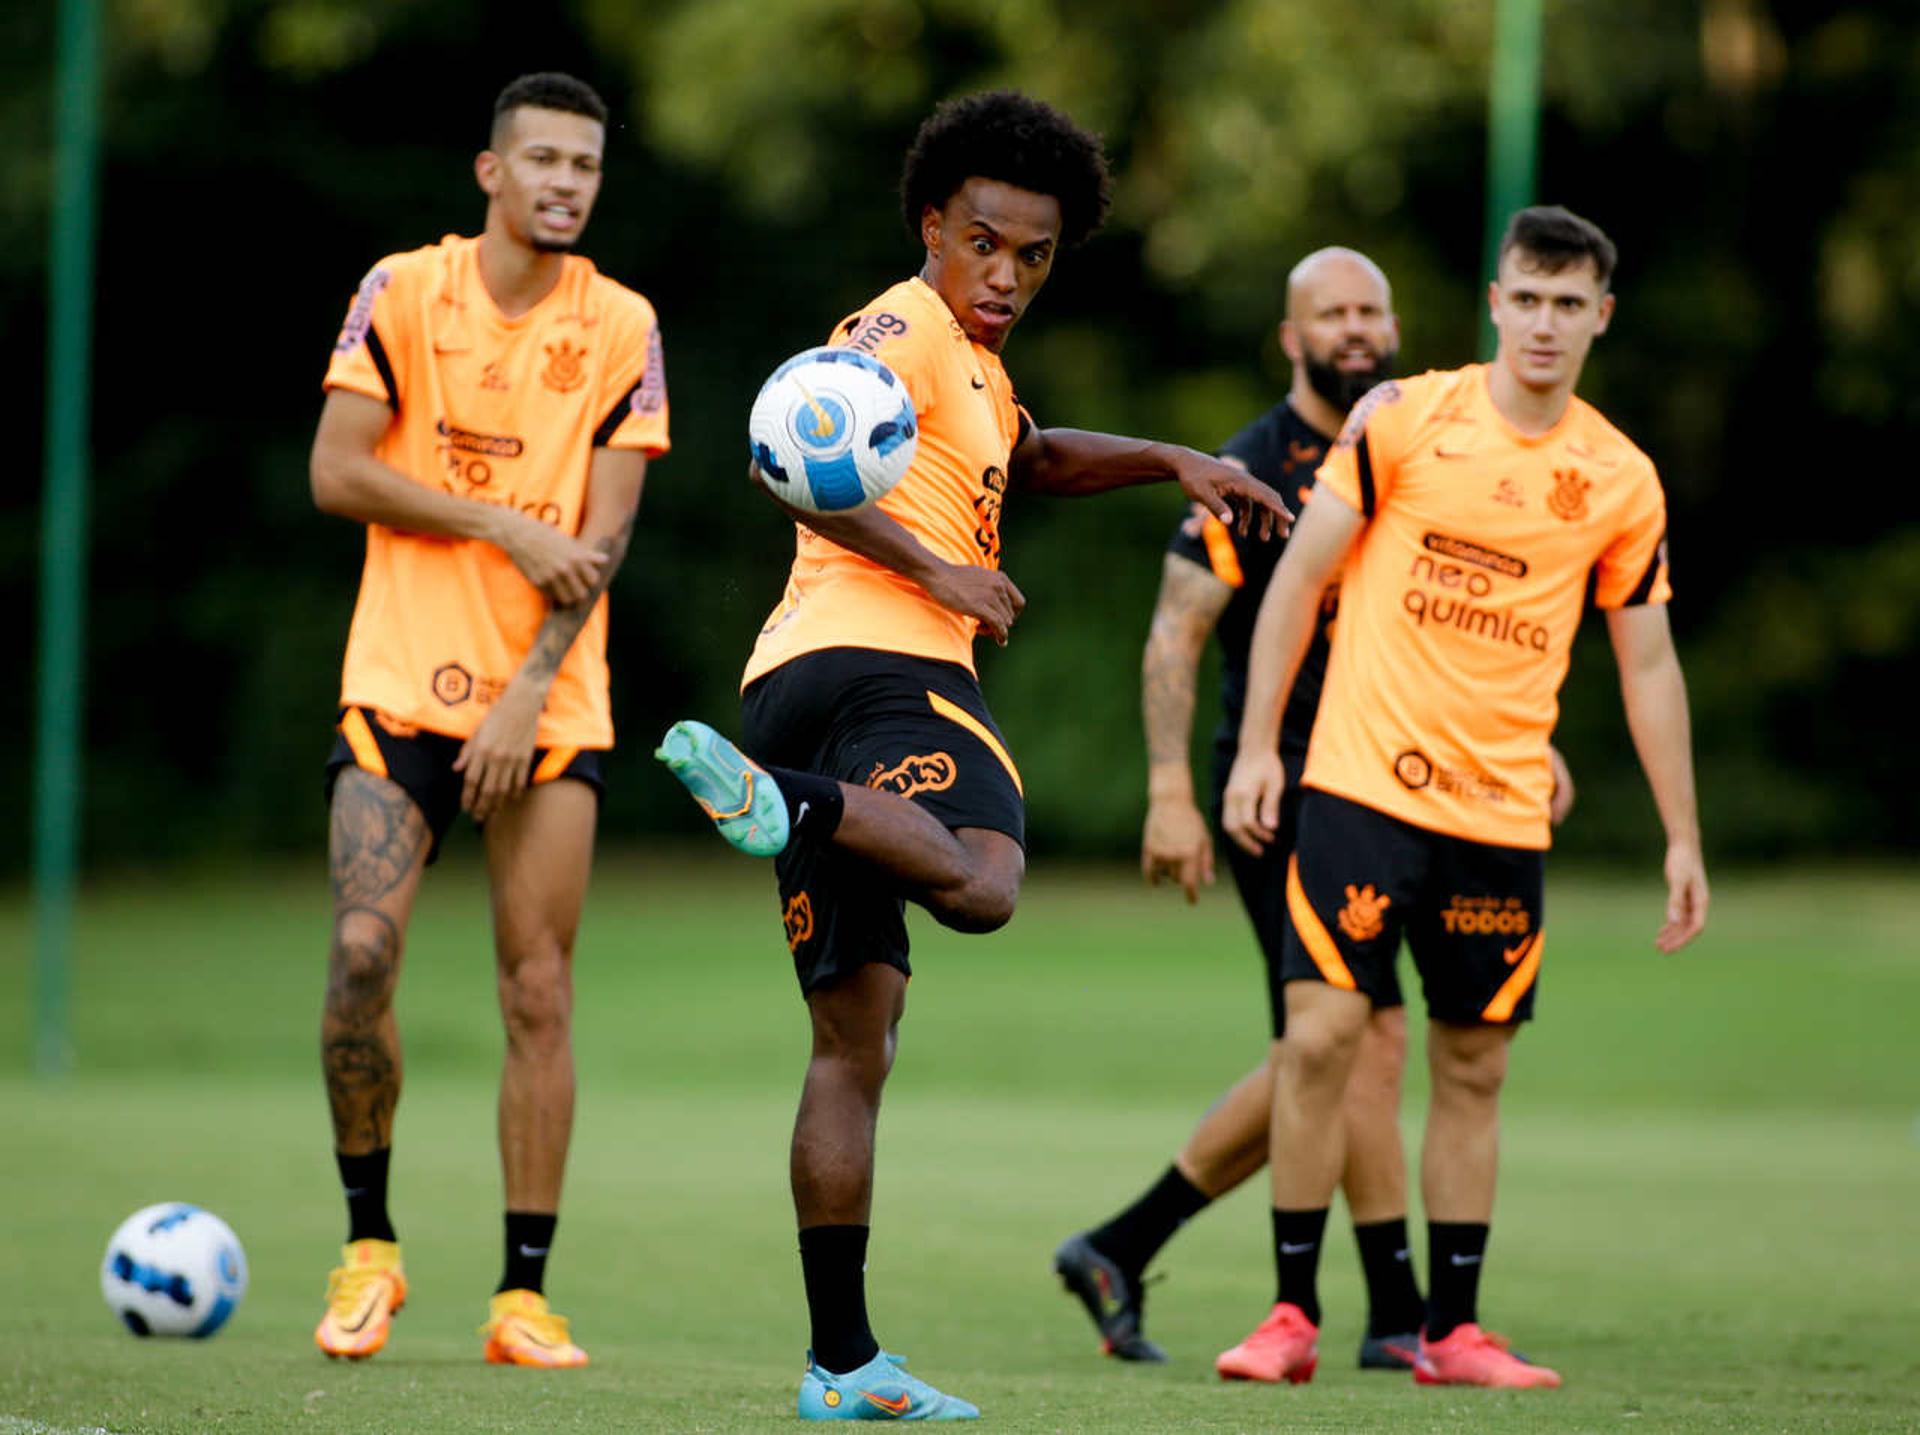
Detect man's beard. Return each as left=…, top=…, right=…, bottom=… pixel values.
left=531, top=235, right=579, bottom=254
left=1305, top=346, right=1397, bottom=412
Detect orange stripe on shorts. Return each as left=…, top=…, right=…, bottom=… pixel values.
left=1481, top=929, right=1544, bottom=1023
left=338, top=708, right=389, bottom=780
left=1200, top=516, right=1245, bottom=588
left=532, top=746, right=578, bottom=785
left=1285, top=854, right=1358, bottom=991
left=926, top=691, right=1023, bottom=796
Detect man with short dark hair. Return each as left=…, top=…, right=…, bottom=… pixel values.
left=1220, top=204, right=1707, bottom=1389
left=309, top=71, right=665, bottom=1367
left=656, top=90, right=1291, bottom=1421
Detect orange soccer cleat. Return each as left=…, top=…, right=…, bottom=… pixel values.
left=1413, top=1323, right=1561, bottom=1388
left=314, top=1239, right=407, bottom=1359
left=1214, top=1301, right=1319, bottom=1384
left=481, top=1289, right=590, bottom=1368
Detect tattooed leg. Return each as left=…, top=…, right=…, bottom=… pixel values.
left=323, top=766, right=431, bottom=1154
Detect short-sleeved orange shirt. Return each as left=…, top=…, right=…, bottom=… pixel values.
left=1305, top=364, right=1670, bottom=849
left=323, top=235, right=668, bottom=748
left=742, top=277, right=1028, bottom=688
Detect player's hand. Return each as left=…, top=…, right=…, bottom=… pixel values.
left=1174, top=452, right=1294, bottom=542
left=1141, top=797, right=1215, bottom=904
left=1548, top=744, right=1576, bottom=826
left=496, top=513, right=608, bottom=607
left=453, top=685, right=543, bottom=821
left=1655, top=839, right=1709, bottom=954
left=924, top=562, right=1027, bottom=645
left=1222, top=748, right=1286, bottom=856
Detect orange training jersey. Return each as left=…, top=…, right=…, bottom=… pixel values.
left=323, top=235, right=669, bottom=748
left=1305, top=365, right=1670, bottom=849
left=742, top=276, right=1028, bottom=687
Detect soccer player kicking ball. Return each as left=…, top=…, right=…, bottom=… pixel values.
left=1219, top=206, right=1709, bottom=1389
left=309, top=73, right=668, bottom=1367
left=1056, top=248, right=1579, bottom=1374
left=657, top=91, right=1290, bottom=1421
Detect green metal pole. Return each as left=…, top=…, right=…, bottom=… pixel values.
left=35, top=0, right=101, bottom=1076
left=1480, top=0, right=1544, bottom=358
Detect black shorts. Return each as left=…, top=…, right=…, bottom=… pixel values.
left=1282, top=788, right=1545, bottom=1026
left=323, top=706, right=604, bottom=864
left=740, top=647, right=1026, bottom=994
left=1211, top=742, right=1404, bottom=1038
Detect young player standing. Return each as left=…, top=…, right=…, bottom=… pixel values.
left=656, top=91, right=1291, bottom=1420
left=1220, top=206, right=1708, bottom=1388
left=308, top=73, right=668, bottom=1367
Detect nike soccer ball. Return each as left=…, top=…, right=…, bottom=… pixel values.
left=100, top=1203, right=248, bottom=1337
left=748, top=346, right=918, bottom=514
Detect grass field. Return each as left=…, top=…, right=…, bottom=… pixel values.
left=3, top=851, right=1918, bottom=1433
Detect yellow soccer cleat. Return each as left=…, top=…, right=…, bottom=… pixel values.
left=314, top=1239, right=407, bottom=1359
left=482, top=1289, right=590, bottom=1368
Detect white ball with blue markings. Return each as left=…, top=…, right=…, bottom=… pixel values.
left=749, top=346, right=918, bottom=513
left=100, top=1203, right=248, bottom=1338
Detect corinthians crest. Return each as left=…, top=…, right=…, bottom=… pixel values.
left=1547, top=467, right=1590, bottom=521
left=540, top=338, right=588, bottom=393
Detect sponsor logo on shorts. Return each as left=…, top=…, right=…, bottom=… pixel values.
left=1547, top=467, right=1591, bottom=522
left=540, top=338, right=588, bottom=393
left=432, top=662, right=473, bottom=706
left=1337, top=883, right=1392, bottom=943
left=866, top=751, right=957, bottom=799
left=1440, top=895, right=1533, bottom=936
left=783, top=893, right=814, bottom=952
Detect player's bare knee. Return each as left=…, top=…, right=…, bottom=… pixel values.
left=1429, top=1028, right=1510, bottom=1103
left=497, top=946, right=573, bottom=1046
left=326, top=910, right=400, bottom=1021
left=1280, top=1020, right=1363, bottom=1090
left=931, top=877, right=1017, bottom=933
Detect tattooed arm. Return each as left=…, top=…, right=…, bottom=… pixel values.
left=1141, top=551, right=1234, bottom=903
left=454, top=448, right=648, bottom=819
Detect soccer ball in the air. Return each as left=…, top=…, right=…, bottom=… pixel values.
left=100, top=1203, right=248, bottom=1337
left=748, top=346, right=917, bottom=513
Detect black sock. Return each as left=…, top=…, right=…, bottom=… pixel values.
left=1272, top=1207, right=1329, bottom=1326
left=1425, top=1221, right=1490, bottom=1341
left=1354, top=1217, right=1425, bottom=1336
left=336, top=1148, right=396, bottom=1243
left=765, top=766, right=845, bottom=842
left=1085, top=1165, right=1211, bottom=1279
left=799, top=1224, right=879, bottom=1374
left=498, top=1211, right=557, bottom=1295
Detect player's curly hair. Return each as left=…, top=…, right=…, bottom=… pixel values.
left=899, top=90, right=1112, bottom=250
left=491, top=72, right=608, bottom=143
left=1499, top=205, right=1618, bottom=290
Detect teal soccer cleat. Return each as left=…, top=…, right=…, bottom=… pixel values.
left=797, top=1350, right=980, bottom=1421
left=654, top=720, right=790, bottom=857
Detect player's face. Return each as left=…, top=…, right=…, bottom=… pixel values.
left=1489, top=249, right=1616, bottom=393
left=920, top=178, right=1062, bottom=352
left=478, top=106, right=606, bottom=253
left=1285, top=259, right=1399, bottom=411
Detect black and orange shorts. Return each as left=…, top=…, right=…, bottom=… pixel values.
left=324, top=706, right=604, bottom=863
left=1282, top=788, right=1545, bottom=1026
left=1210, top=742, right=1404, bottom=1038
left=740, top=647, right=1026, bottom=995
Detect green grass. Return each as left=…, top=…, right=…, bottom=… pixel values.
left=3, top=853, right=1919, bottom=1432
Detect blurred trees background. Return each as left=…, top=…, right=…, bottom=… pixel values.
left=4, top=0, right=1915, bottom=874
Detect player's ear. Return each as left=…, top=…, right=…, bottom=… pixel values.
left=1278, top=319, right=1301, bottom=364
left=920, top=204, right=943, bottom=253
left=1593, top=291, right=1616, bottom=335
left=1486, top=279, right=1501, bottom=322
left=475, top=149, right=501, bottom=198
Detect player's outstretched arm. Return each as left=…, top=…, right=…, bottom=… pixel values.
left=1606, top=603, right=1709, bottom=953
left=750, top=462, right=1027, bottom=644
left=311, top=389, right=608, bottom=606
left=1012, top=427, right=1294, bottom=540
left=454, top=448, right=648, bottom=819
left=1141, top=553, right=1232, bottom=903
left=1222, top=490, right=1362, bottom=856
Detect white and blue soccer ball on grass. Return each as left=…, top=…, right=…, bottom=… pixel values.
left=100, top=1203, right=248, bottom=1338
left=749, top=346, right=918, bottom=514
